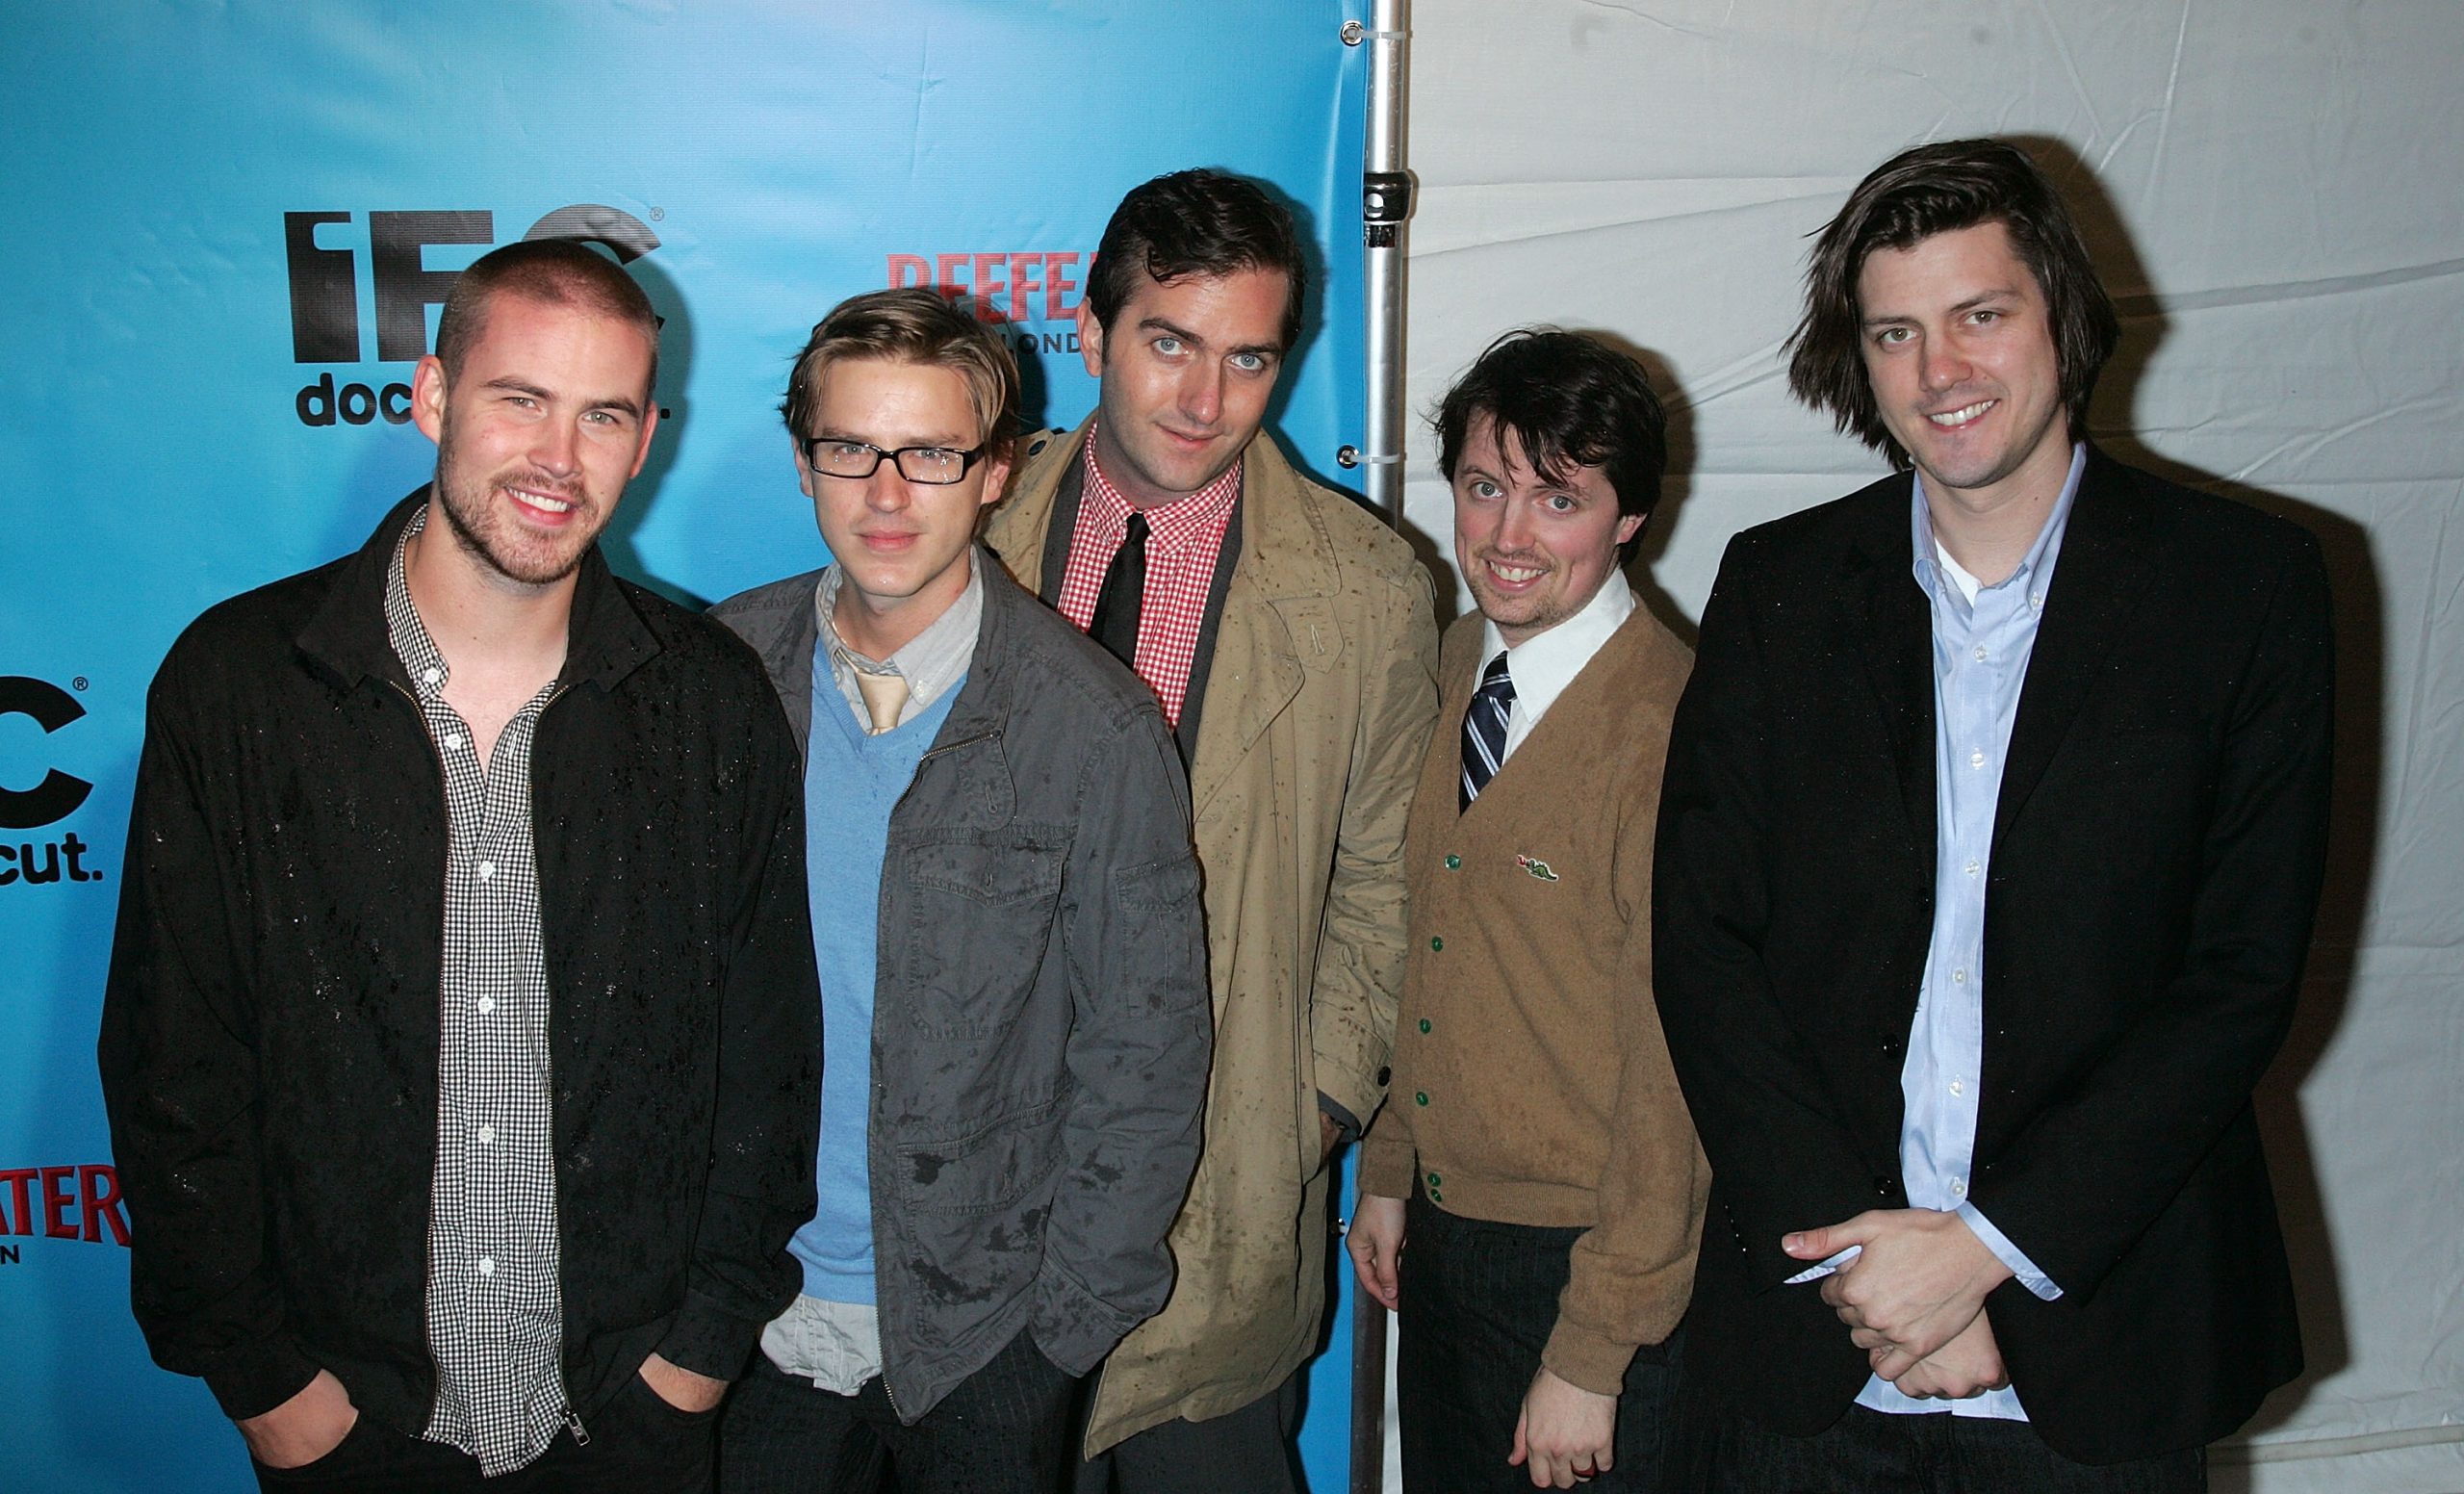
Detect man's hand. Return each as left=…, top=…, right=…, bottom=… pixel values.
left=237, top=1369, right=358, bottom=1469
left=1782, top=1207, right=2012, bottom=1380
left=1508, top=1367, right=1618, bottom=1488
left=638, top=1352, right=729, bottom=1413
left=1346, top=1193, right=1407, bottom=1310
left=1322, top=1111, right=1344, bottom=1164
left=1891, top=1311, right=2010, bottom=1401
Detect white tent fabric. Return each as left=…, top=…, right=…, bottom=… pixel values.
left=1387, top=3, right=2464, bottom=1489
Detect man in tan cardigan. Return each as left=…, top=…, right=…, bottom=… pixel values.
left=1350, top=330, right=1709, bottom=1491
left=983, top=168, right=1439, bottom=1493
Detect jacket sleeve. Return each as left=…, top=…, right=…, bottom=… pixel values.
left=655, top=695, right=823, bottom=1379
left=1355, top=1071, right=1418, bottom=1199
left=1031, top=701, right=1214, bottom=1374
left=97, top=657, right=324, bottom=1421
left=1654, top=534, right=1898, bottom=1291
left=1310, top=566, right=1441, bottom=1133
left=1969, top=533, right=2334, bottom=1295
left=1544, top=699, right=1711, bottom=1396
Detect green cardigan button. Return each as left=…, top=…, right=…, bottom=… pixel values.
left=1414, top=1091, right=1428, bottom=1106
left=1418, top=1017, right=1431, bottom=1034
left=1444, top=854, right=1461, bottom=869
left=1429, top=936, right=1443, bottom=952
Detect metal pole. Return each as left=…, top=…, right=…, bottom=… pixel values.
left=1343, top=0, right=1413, bottom=525
left=1347, top=11, right=1411, bottom=1492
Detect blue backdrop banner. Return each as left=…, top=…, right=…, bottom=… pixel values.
left=1, top=4, right=1370, bottom=1488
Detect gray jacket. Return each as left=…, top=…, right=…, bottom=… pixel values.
left=710, top=550, right=1211, bottom=1421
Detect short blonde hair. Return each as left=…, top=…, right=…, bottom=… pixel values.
left=782, top=288, right=1018, bottom=451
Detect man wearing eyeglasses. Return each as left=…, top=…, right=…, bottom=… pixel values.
left=709, top=288, right=1212, bottom=1494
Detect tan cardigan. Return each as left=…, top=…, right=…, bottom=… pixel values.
left=1360, top=602, right=1710, bottom=1395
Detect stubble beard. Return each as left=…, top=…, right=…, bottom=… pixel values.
left=432, top=431, right=601, bottom=590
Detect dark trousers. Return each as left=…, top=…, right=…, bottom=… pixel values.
left=719, top=1327, right=1078, bottom=1494
left=251, top=1371, right=716, bottom=1492
left=1676, top=1397, right=2206, bottom=1494
left=1073, top=1372, right=1304, bottom=1494
left=1395, top=1191, right=1681, bottom=1493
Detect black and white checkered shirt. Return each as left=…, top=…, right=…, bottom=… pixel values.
left=384, top=512, right=571, bottom=1475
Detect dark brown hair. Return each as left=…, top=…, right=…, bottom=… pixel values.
left=1086, top=168, right=1307, bottom=352
left=1784, top=139, right=2118, bottom=463
left=1435, top=328, right=1667, bottom=553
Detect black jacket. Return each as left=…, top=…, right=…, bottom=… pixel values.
left=1655, top=451, right=2333, bottom=1462
left=98, top=492, right=822, bottom=1433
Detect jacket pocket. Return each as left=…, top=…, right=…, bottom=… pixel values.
left=894, top=1091, right=1070, bottom=1214
left=896, top=835, right=1065, bottom=1038
left=909, top=836, right=1064, bottom=906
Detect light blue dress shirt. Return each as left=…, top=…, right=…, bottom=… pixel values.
left=1829, top=444, right=2089, bottom=1421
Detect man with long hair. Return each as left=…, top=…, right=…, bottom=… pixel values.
left=1656, top=139, right=2334, bottom=1490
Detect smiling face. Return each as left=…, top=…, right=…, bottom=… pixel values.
left=1077, top=265, right=1290, bottom=508
left=1451, top=414, right=1643, bottom=647
left=799, top=355, right=1009, bottom=657
left=1856, top=219, right=2072, bottom=518
left=412, top=291, right=658, bottom=591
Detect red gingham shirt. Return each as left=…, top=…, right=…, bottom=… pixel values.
left=1055, top=425, right=1241, bottom=730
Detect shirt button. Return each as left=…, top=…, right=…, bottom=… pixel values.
left=1949, top=1080, right=1964, bottom=1097
left=1952, top=968, right=1968, bottom=985
left=477, top=1123, right=496, bottom=1145
left=2031, top=591, right=2045, bottom=608
left=1949, top=1178, right=1968, bottom=1198
left=476, top=861, right=496, bottom=882
left=1444, top=854, right=1461, bottom=870
left=1418, top=1018, right=1432, bottom=1034
left=1968, top=750, right=1986, bottom=769
left=1973, top=645, right=1989, bottom=662
left=1964, top=859, right=1981, bottom=877
left=476, top=1255, right=495, bottom=1276
left=423, top=667, right=443, bottom=686
left=1429, top=936, right=1443, bottom=952
left=476, top=995, right=497, bottom=1015
left=445, top=732, right=465, bottom=750
left=1414, top=1091, right=1429, bottom=1107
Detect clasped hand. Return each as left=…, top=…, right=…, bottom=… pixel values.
left=1782, top=1207, right=2013, bottom=1391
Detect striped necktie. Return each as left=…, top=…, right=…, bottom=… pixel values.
left=1459, top=651, right=1515, bottom=811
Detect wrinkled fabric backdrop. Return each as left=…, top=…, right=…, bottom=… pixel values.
left=1392, top=4, right=2462, bottom=1491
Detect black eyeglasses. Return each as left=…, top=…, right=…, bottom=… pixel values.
left=801, top=438, right=990, bottom=486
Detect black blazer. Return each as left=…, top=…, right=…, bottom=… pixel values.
left=1653, top=449, right=2334, bottom=1463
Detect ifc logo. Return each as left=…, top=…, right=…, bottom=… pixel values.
left=286, top=205, right=661, bottom=427
left=0, top=676, right=101, bottom=888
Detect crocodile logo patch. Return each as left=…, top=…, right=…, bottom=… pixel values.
left=1516, top=854, right=1559, bottom=882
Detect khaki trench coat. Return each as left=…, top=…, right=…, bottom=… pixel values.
left=984, top=418, right=1439, bottom=1454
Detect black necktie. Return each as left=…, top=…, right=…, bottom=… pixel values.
left=1088, top=513, right=1149, bottom=669
left=1460, top=652, right=1515, bottom=811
